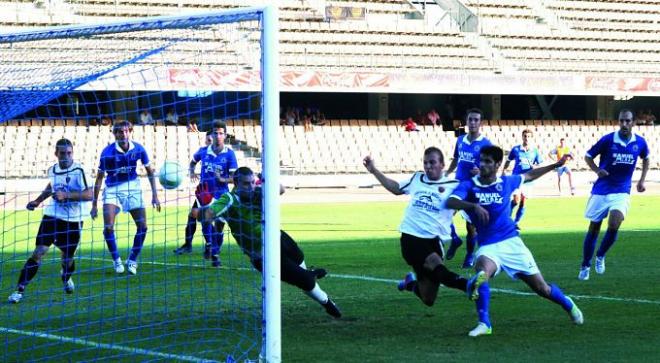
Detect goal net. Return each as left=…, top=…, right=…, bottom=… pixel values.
left=0, top=7, right=280, bottom=362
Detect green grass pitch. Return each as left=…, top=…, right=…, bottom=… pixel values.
left=1, top=195, right=659, bottom=362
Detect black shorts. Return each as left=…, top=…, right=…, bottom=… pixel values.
left=36, top=216, right=82, bottom=256
left=400, top=233, right=444, bottom=275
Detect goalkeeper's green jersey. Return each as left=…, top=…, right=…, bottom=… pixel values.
left=209, top=189, right=263, bottom=260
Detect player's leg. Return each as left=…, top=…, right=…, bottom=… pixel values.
left=127, top=208, right=148, bottom=275
left=56, top=220, right=81, bottom=294
left=466, top=255, right=497, bottom=337
left=567, top=169, right=576, bottom=195
left=556, top=170, right=562, bottom=193
left=174, top=202, right=199, bottom=254
left=280, top=230, right=326, bottom=279
left=518, top=273, right=583, bottom=325
left=209, top=220, right=225, bottom=267
left=423, top=252, right=467, bottom=293
left=463, top=221, right=478, bottom=268
left=595, top=205, right=626, bottom=274
left=8, top=217, right=54, bottom=303
left=580, top=194, right=608, bottom=280
left=514, top=193, right=526, bottom=225
left=102, top=204, right=124, bottom=273
left=445, top=223, right=463, bottom=260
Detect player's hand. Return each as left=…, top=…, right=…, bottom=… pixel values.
left=196, top=183, right=213, bottom=206
left=90, top=205, right=98, bottom=219
left=557, top=154, right=571, bottom=166
left=26, top=201, right=39, bottom=211
left=637, top=181, right=646, bottom=193
left=53, top=191, right=68, bottom=202
left=471, top=204, right=489, bottom=225
left=596, top=169, right=609, bottom=178
left=152, top=195, right=161, bottom=212
left=470, top=167, right=480, bottom=176
left=362, top=155, right=376, bottom=173
left=189, top=172, right=199, bottom=183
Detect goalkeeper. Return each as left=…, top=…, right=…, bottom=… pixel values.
left=202, top=167, right=341, bottom=318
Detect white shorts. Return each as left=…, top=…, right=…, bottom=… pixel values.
left=556, top=166, right=571, bottom=176
left=475, top=236, right=540, bottom=280
left=103, top=179, right=144, bottom=212
left=584, top=193, right=630, bottom=222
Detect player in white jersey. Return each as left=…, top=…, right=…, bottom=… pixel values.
left=8, top=139, right=92, bottom=303
left=363, top=147, right=468, bottom=306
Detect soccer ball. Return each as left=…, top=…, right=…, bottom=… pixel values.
left=159, top=161, right=184, bottom=190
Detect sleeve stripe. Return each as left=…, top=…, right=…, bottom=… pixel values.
left=448, top=194, right=463, bottom=200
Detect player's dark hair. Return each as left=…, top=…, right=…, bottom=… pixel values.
left=212, top=121, right=227, bottom=134
left=619, top=108, right=634, bottom=120
left=522, top=129, right=533, bottom=137
left=424, top=146, right=444, bottom=163
left=480, top=145, right=504, bottom=163
left=112, top=120, right=133, bottom=132
left=233, top=166, right=254, bottom=182
left=465, top=108, right=483, bottom=120
left=55, top=138, right=73, bottom=149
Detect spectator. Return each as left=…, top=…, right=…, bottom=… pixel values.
left=165, top=108, right=179, bottom=125
left=427, top=108, right=440, bottom=126
left=284, top=107, right=296, bottom=126
left=139, top=110, right=154, bottom=125
left=402, top=117, right=419, bottom=132
left=645, top=109, right=656, bottom=125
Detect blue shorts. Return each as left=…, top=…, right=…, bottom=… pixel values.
left=556, top=166, right=571, bottom=176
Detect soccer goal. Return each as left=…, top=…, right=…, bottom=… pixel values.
left=0, top=6, right=281, bottom=362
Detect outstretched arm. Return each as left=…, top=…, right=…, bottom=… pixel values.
left=446, top=197, right=489, bottom=225
left=523, top=155, right=570, bottom=183
left=445, top=157, right=457, bottom=177
left=145, top=165, right=161, bottom=212
left=363, top=155, right=403, bottom=195
left=27, top=183, right=53, bottom=210
left=90, top=172, right=104, bottom=219
left=502, top=160, right=512, bottom=176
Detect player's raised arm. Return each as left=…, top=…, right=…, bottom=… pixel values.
left=363, top=155, right=403, bottom=195
left=144, top=164, right=161, bottom=212
left=189, top=159, right=199, bottom=183
left=523, top=154, right=570, bottom=183
left=27, top=183, right=53, bottom=210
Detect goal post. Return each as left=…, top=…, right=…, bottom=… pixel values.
left=0, top=6, right=281, bottom=362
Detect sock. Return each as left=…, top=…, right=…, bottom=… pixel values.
left=17, top=257, right=40, bottom=292
left=475, top=282, right=491, bottom=327
left=514, top=199, right=526, bottom=224
left=596, top=229, right=618, bottom=258
left=211, top=232, right=224, bottom=256
left=201, top=222, right=214, bottom=249
left=103, top=229, right=120, bottom=261
left=304, top=283, right=329, bottom=304
left=466, top=233, right=477, bottom=255
left=450, top=224, right=461, bottom=244
left=61, top=260, right=75, bottom=283
left=184, top=216, right=197, bottom=247
left=509, top=200, right=517, bottom=216
left=548, top=284, right=573, bottom=312
left=581, top=230, right=600, bottom=267
left=128, top=226, right=148, bottom=261
left=431, top=265, right=467, bottom=292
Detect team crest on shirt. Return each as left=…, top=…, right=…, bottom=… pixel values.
left=633, top=145, right=639, bottom=152
left=495, top=183, right=503, bottom=191
left=474, top=145, right=481, bottom=152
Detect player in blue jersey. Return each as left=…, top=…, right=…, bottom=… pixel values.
left=91, top=121, right=161, bottom=275
left=578, top=109, right=649, bottom=281
left=173, top=131, right=213, bottom=255
left=502, top=129, right=543, bottom=226
left=174, top=121, right=237, bottom=266
left=447, top=145, right=583, bottom=337
left=445, top=108, right=492, bottom=268
left=363, top=147, right=468, bottom=307
left=8, top=139, right=92, bottom=303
